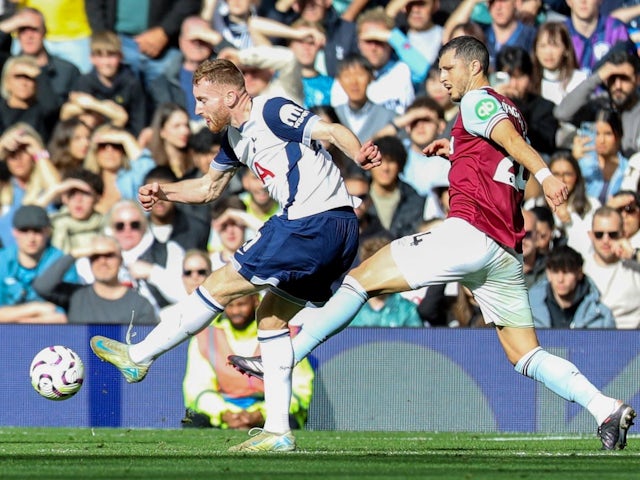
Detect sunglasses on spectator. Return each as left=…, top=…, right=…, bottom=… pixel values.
left=90, top=252, right=118, bottom=262
left=593, top=231, right=621, bottom=240
left=183, top=269, right=209, bottom=277
left=113, top=221, right=142, bottom=232
left=617, top=204, right=639, bottom=214
left=97, top=142, right=124, bottom=150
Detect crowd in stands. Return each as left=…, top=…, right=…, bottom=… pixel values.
left=2, top=0, right=640, bottom=340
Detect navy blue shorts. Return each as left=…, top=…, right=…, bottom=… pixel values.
left=232, top=207, right=359, bottom=303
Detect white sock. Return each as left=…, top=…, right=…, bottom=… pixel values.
left=260, top=328, right=293, bottom=434
left=129, top=286, right=223, bottom=364
left=514, top=347, right=613, bottom=425
left=587, top=394, right=620, bottom=425
left=292, top=275, right=368, bottom=363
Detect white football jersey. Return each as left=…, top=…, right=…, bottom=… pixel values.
left=211, top=96, right=357, bottom=220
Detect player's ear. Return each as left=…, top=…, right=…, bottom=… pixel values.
left=225, top=90, right=238, bottom=108
left=470, top=59, right=483, bottom=76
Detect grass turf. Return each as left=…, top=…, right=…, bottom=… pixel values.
left=0, top=428, right=638, bottom=480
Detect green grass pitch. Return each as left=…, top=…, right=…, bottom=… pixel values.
left=1, top=428, right=638, bottom=479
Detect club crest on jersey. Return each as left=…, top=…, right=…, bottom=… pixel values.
left=279, top=104, right=309, bottom=128
left=475, top=98, right=498, bottom=120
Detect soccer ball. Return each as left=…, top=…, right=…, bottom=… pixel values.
left=29, top=346, right=84, bottom=401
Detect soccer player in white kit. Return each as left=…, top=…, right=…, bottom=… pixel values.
left=89, top=58, right=382, bottom=452
left=231, top=36, right=636, bottom=451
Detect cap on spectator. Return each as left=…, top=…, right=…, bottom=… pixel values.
left=12, top=205, right=51, bottom=229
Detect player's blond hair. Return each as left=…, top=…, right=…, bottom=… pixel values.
left=193, top=59, right=245, bottom=88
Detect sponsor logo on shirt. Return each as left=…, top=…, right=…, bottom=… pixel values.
left=280, top=104, right=309, bottom=128
left=474, top=98, right=498, bottom=120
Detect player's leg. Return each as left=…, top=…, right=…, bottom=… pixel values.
left=474, top=245, right=635, bottom=449
left=291, top=242, right=410, bottom=362
left=229, top=291, right=301, bottom=452
left=91, top=263, right=257, bottom=382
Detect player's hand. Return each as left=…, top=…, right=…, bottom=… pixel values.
left=542, top=175, right=569, bottom=212
left=356, top=140, right=382, bottom=170
left=138, top=182, right=167, bottom=211
left=423, top=138, right=450, bottom=158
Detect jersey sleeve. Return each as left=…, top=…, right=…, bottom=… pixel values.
left=209, top=133, right=242, bottom=171
left=262, top=97, right=319, bottom=146
left=459, top=89, right=509, bottom=140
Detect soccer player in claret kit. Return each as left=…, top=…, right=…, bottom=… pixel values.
left=89, top=58, right=382, bottom=452
left=230, top=36, right=636, bottom=451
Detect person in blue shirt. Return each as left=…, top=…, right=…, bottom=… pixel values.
left=0, top=205, right=78, bottom=323
left=528, top=244, right=615, bottom=328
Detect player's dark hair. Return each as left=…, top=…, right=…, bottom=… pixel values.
left=545, top=245, right=583, bottom=273
left=440, top=36, right=490, bottom=75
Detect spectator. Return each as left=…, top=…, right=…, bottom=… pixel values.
left=574, top=108, right=628, bottom=205
left=239, top=167, right=281, bottom=226
left=143, top=166, right=210, bottom=251
left=47, top=117, right=93, bottom=177
left=423, top=63, right=458, bottom=135
left=72, top=30, right=147, bottom=136
left=349, top=235, right=423, bottom=327
left=564, top=0, right=630, bottom=73
left=530, top=205, right=557, bottom=257
left=182, top=292, right=315, bottom=430
left=0, top=55, right=59, bottom=142
left=343, top=171, right=389, bottom=246
left=217, top=44, right=304, bottom=105
left=531, top=22, right=588, bottom=106
left=528, top=244, right=615, bottom=328
left=16, top=0, right=93, bottom=74
left=59, top=91, right=129, bottom=131
left=142, top=103, right=193, bottom=180
left=583, top=206, right=640, bottom=328
left=85, top=0, right=201, bottom=90
left=208, top=196, right=257, bottom=272
left=33, top=234, right=158, bottom=324
left=0, top=7, right=81, bottom=106
left=333, top=53, right=397, bottom=143
left=335, top=7, right=415, bottom=114
left=178, top=248, right=212, bottom=297
left=374, top=96, right=450, bottom=198
left=523, top=208, right=546, bottom=288
left=548, top=151, right=601, bottom=257
left=530, top=22, right=589, bottom=148
left=443, top=0, right=537, bottom=69
left=148, top=15, right=220, bottom=122
left=46, top=168, right=105, bottom=254
left=385, top=0, right=443, bottom=88
left=368, top=135, right=425, bottom=239
left=202, top=0, right=257, bottom=50
left=607, top=190, right=640, bottom=249
left=83, top=124, right=155, bottom=214
left=494, top=46, right=558, bottom=157
left=287, top=19, right=333, bottom=109
left=0, top=122, right=60, bottom=248
left=104, top=199, right=185, bottom=314
left=554, top=47, right=640, bottom=158
left=264, top=0, right=359, bottom=78
left=0, top=205, right=76, bottom=323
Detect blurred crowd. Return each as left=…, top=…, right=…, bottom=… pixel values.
left=1, top=0, right=640, bottom=332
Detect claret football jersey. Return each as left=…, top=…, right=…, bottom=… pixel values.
left=447, top=87, right=528, bottom=252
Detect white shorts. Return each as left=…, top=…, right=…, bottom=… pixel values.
left=390, top=217, right=534, bottom=328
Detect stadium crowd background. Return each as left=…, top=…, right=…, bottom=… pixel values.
left=2, top=0, right=640, bottom=332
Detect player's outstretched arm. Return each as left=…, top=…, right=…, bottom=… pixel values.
left=311, top=120, right=381, bottom=170
left=489, top=120, right=568, bottom=211
left=138, top=167, right=236, bottom=211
